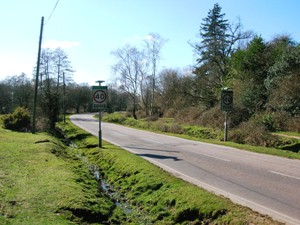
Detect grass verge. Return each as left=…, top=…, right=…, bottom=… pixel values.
left=102, top=112, right=300, bottom=159
left=56, top=117, right=283, bottom=224
left=0, top=119, right=119, bottom=224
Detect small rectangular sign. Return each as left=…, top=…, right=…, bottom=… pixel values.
left=221, top=88, right=233, bottom=112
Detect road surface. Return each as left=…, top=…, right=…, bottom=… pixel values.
left=70, top=114, right=300, bottom=225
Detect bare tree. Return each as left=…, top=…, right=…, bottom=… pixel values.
left=144, top=33, right=167, bottom=115
left=39, top=48, right=53, bottom=90
left=111, top=45, right=147, bottom=119
left=38, top=48, right=74, bottom=90
left=52, top=48, right=74, bottom=90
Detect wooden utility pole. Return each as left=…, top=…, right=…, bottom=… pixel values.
left=32, top=16, right=44, bottom=134
left=63, top=72, right=66, bottom=123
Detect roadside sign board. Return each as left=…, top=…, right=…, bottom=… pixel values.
left=92, top=86, right=108, bottom=110
left=221, top=88, right=233, bottom=112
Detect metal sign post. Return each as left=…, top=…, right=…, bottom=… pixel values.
left=221, top=88, right=233, bottom=141
left=224, top=111, right=228, bottom=142
left=99, top=110, right=102, bottom=148
left=92, top=85, right=108, bottom=148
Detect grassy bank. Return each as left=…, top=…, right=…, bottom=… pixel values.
left=0, top=120, right=121, bottom=224
left=57, top=117, right=282, bottom=224
left=102, top=112, right=300, bottom=159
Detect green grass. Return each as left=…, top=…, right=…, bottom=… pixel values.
left=0, top=119, right=117, bottom=224
left=275, top=131, right=300, bottom=138
left=102, top=113, right=300, bottom=159
left=0, top=113, right=287, bottom=224
left=57, top=117, right=282, bottom=224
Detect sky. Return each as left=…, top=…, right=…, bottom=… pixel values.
left=0, top=0, right=299, bottom=86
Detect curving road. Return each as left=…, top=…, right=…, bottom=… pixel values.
left=70, top=114, right=300, bottom=225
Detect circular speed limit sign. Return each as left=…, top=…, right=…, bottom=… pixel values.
left=221, top=89, right=233, bottom=111
left=223, top=93, right=233, bottom=105
left=93, top=90, right=107, bottom=103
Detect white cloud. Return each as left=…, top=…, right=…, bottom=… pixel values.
left=144, top=34, right=155, bottom=41
left=125, top=34, right=154, bottom=45
left=42, top=40, right=81, bottom=49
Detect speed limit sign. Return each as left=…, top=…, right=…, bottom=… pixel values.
left=93, top=90, right=107, bottom=103
left=221, top=88, right=233, bottom=111
left=92, top=86, right=108, bottom=110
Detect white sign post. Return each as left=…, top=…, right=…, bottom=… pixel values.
left=92, top=86, right=108, bottom=148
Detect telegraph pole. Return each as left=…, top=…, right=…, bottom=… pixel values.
left=63, top=72, right=66, bottom=123
left=32, top=16, right=44, bottom=134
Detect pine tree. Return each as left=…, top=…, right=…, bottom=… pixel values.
left=195, top=3, right=230, bottom=86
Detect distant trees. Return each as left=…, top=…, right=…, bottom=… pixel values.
left=0, top=48, right=93, bottom=131
left=191, top=3, right=251, bottom=108
left=0, top=73, right=33, bottom=113
left=230, top=35, right=300, bottom=118
left=231, top=36, right=269, bottom=115
left=144, top=33, right=167, bottom=115
left=66, top=83, right=91, bottom=113
left=157, top=69, right=194, bottom=112
left=108, top=3, right=299, bottom=135
left=111, top=33, right=166, bottom=118
left=36, top=48, right=74, bottom=129
left=39, top=48, right=74, bottom=90
left=107, top=82, right=129, bottom=113
left=111, top=45, right=147, bottom=119
left=1, top=3, right=299, bottom=135
left=266, top=38, right=300, bottom=116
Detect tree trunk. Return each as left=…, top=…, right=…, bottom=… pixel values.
left=132, top=103, right=137, bottom=120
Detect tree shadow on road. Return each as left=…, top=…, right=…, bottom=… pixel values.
left=124, top=146, right=179, bottom=153
left=136, top=153, right=182, bottom=161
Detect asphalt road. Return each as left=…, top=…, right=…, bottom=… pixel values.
left=70, top=114, right=300, bottom=225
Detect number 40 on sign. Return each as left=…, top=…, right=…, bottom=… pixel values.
left=92, top=86, right=108, bottom=110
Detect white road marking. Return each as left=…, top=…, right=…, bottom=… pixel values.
left=270, top=171, right=300, bottom=181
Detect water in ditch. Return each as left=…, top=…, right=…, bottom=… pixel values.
left=70, top=143, right=133, bottom=215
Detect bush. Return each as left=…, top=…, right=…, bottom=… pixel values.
left=102, top=112, right=126, bottom=123
left=252, top=111, right=292, bottom=132
left=2, top=107, right=31, bottom=132
left=288, top=116, right=300, bottom=133
left=196, top=106, right=224, bottom=129
left=229, top=120, right=279, bottom=147
left=174, top=107, right=205, bottom=125
left=183, top=126, right=217, bottom=139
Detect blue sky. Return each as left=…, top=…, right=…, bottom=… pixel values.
left=0, top=0, right=299, bottom=85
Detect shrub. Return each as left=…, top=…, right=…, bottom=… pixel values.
left=229, top=106, right=251, bottom=127
left=2, top=107, right=31, bottom=132
left=174, top=107, right=205, bottom=125
left=146, top=115, right=159, bottom=122
left=164, top=108, right=178, bottom=118
left=288, top=116, right=300, bottom=133
left=136, top=110, right=147, bottom=119
left=169, top=124, right=184, bottom=134
left=196, top=106, right=224, bottom=129
left=102, top=112, right=126, bottom=124
left=252, top=111, right=292, bottom=132
left=123, top=117, right=147, bottom=129
left=183, top=126, right=217, bottom=139
left=229, top=120, right=279, bottom=147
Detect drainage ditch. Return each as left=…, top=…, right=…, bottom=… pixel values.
left=69, top=143, right=137, bottom=218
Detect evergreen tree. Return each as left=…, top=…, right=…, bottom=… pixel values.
left=194, top=3, right=230, bottom=86
left=191, top=3, right=251, bottom=108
